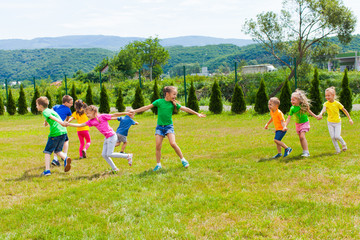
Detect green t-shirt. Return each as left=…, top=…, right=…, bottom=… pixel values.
left=152, top=99, right=181, bottom=125
left=42, top=108, right=67, bottom=137
left=289, top=106, right=309, bottom=123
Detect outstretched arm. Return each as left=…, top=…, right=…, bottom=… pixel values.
left=316, top=106, right=327, bottom=120
left=179, top=106, right=206, bottom=117
left=67, top=116, right=74, bottom=123
left=66, top=122, right=87, bottom=128
left=341, top=108, right=353, bottom=125
left=264, top=118, right=272, bottom=129
left=132, top=104, right=154, bottom=114
left=111, top=112, right=132, bottom=118
left=284, top=115, right=291, bottom=128
left=48, top=115, right=66, bottom=127
left=307, top=107, right=317, bottom=118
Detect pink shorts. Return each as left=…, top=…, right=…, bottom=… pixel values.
left=295, top=121, right=310, bottom=135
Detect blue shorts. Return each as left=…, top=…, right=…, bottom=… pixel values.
left=43, top=134, right=67, bottom=154
left=64, top=133, right=69, bottom=142
left=274, top=130, right=287, bottom=141
left=155, top=124, right=175, bottom=137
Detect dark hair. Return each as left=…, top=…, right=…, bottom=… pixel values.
left=62, top=95, right=73, bottom=104
left=163, top=86, right=179, bottom=113
left=75, top=99, right=87, bottom=116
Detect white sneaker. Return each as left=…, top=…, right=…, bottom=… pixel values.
left=127, top=154, right=133, bottom=166
left=301, top=152, right=310, bottom=157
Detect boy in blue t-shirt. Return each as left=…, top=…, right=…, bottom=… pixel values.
left=112, top=114, right=139, bottom=153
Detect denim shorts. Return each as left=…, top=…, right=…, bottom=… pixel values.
left=155, top=124, right=175, bottom=137
left=43, top=134, right=67, bottom=154
left=274, top=130, right=287, bottom=141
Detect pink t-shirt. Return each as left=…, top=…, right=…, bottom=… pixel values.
left=86, top=114, right=115, bottom=138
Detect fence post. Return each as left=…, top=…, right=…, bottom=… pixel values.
left=139, top=69, right=142, bottom=88
left=99, top=71, right=102, bottom=89
left=33, top=77, right=36, bottom=91
left=183, top=65, right=187, bottom=106
left=65, top=75, right=68, bottom=95
left=294, top=57, right=297, bottom=89
left=234, top=62, right=238, bottom=84
left=5, top=79, right=8, bottom=102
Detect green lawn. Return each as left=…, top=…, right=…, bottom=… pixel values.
left=0, top=111, right=359, bottom=239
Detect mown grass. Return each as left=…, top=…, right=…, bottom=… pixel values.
left=0, top=111, right=359, bottom=239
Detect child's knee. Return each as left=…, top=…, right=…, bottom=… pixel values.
left=170, top=142, right=178, bottom=148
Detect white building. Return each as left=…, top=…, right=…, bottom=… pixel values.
left=335, top=52, right=360, bottom=72
left=241, top=64, right=277, bottom=74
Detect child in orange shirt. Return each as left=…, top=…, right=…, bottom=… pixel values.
left=264, top=97, right=292, bottom=158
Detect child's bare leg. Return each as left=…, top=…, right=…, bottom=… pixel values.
left=167, top=133, right=184, bottom=159
left=115, top=142, right=120, bottom=147
left=56, top=151, right=67, bottom=160
left=121, top=142, right=127, bottom=152
left=275, top=142, right=282, bottom=153
left=45, top=153, right=51, bottom=171
left=63, top=140, right=69, bottom=155
left=155, top=135, right=164, bottom=164
left=274, top=139, right=288, bottom=150
left=299, top=132, right=308, bottom=151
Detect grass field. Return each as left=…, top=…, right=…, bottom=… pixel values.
left=0, top=110, right=359, bottom=239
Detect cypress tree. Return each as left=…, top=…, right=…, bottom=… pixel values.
left=186, top=81, right=199, bottom=112
left=70, top=83, right=78, bottom=112
left=309, top=68, right=322, bottom=114
left=209, top=80, right=223, bottom=114
left=231, top=83, right=246, bottom=114
left=279, top=78, right=292, bottom=114
left=6, top=88, right=16, bottom=115
left=85, top=83, right=94, bottom=105
left=254, top=78, right=269, bottom=114
left=0, top=95, right=4, bottom=115
left=31, top=86, right=41, bottom=115
left=56, top=89, right=63, bottom=105
left=150, top=79, right=161, bottom=114
left=99, top=85, right=110, bottom=113
left=116, top=87, right=126, bottom=112
left=132, top=85, right=145, bottom=111
left=18, top=84, right=28, bottom=115
left=339, top=68, right=352, bottom=113
left=45, top=90, right=53, bottom=109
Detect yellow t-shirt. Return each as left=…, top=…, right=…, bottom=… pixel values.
left=71, top=111, right=90, bottom=131
left=270, top=109, right=285, bottom=131
left=324, top=100, right=343, bottom=123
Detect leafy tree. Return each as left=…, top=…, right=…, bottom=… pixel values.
left=6, top=88, right=16, bottom=115
left=132, top=85, right=145, bottom=111
left=209, top=80, right=223, bottom=114
left=116, top=87, right=126, bottom=112
left=85, top=83, right=94, bottom=105
left=186, top=81, right=199, bottom=112
left=339, top=68, right=352, bottom=113
left=254, top=78, right=269, bottom=114
left=150, top=79, right=160, bottom=114
left=231, top=83, right=246, bottom=114
left=18, top=84, right=28, bottom=115
left=243, top=0, right=356, bottom=96
left=309, top=68, right=322, bottom=114
left=0, top=95, right=4, bottom=115
left=31, top=86, right=41, bottom=115
left=112, top=44, right=140, bottom=79
left=45, top=90, right=53, bottom=109
left=279, top=78, right=292, bottom=114
left=99, top=85, right=110, bottom=113
left=70, top=83, right=78, bottom=112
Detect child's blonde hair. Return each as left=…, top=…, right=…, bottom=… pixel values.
left=36, top=96, right=49, bottom=108
left=163, top=86, right=179, bottom=113
left=325, top=86, right=337, bottom=99
left=85, top=105, right=98, bottom=113
left=292, top=89, right=311, bottom=113
left=269, top=97, right=280, bottom=106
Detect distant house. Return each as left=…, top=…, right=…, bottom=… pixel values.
left=101, top=64, right=109, bottom=74
left=241, top=64, right=277, bottom=74
left=50, top=81, right=62, bottom=86
left=191, top=67, right=210, bottom=76
left=335, top=52, right=360, bottom=72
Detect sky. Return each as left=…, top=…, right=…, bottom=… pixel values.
left=0, top=0, right=359, bottom=40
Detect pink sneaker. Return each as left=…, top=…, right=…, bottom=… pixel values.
left=127, top=154, right=133, bottom=167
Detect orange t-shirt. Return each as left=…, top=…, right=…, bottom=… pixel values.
left=270, top=109, right=285, bottom=131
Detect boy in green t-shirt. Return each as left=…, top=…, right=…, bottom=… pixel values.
left=36, top=97, right=72, bottom=176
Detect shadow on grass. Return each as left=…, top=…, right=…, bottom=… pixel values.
left=5, top=167, right=45, bottom=181
left=258, top=152, right=335, bottom=163
left=137, top=166, right=187, bottom=178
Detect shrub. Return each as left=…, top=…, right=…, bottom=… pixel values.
left=339, top=68, right=352, bottom=113
left=18, top=84, right=28, bottom=115
left=31, top=86, right=41, bottom=115
left=209, top=80, right=223, bottom=114
left=85, top=83, right=94, bottom=105
left=254, top=78, right=269, bottom=114
left=99, top=85, right=110, bottom=113
left=150, top=79, right=160, bottom=114
left=309, top=68, right=322, bottom=114
left=186, top=81, right=199, bottom=112
left=132, top=85, right=145, bottom=111
left=116, top=87, right=126, bottom=112
left=6, top=88, right=16, bottom=115
left=70, top=83, right=78, bottom=112
left=0, top=95, right=4, bottom=115
left=279, top=78, right=292, bottom=114
left=45, top=90, right=53, bottom=109
left=231, top=83, right=246, bottom=114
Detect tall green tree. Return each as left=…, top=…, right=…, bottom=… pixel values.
left=45, top=90, right=53, bottom=109
left=18, top=84, right=28, bottom=115
left=116, top=87, right=126, bottom=112
left=6, top=88, right=16, bottom=115
left=85, top=83, right=94, bottom=105
left=339, top=68, right=352, bottom=113
left=99, top=85, right=110, bottom=113
left=209, top=80, right=223, bottom=114
left=0, top=95, right=4, bottom=115
left=309, top=68, right=322, bottom=114
left=243, top=0, right=356, bottom=96
left=231, top=83, right=246, bottom=114
left=254, top=78, right=269, bottom=114
left=70, top=83, right=78, bottom=112
left=186, top=81, right=199, bottom=113
left=279, top=78, right=292, bottom=114
left=132, top=85, right=145, bottom=111
left=150, top=79, right=160, bottom=114
left=31, top=86, right=41, bottom=115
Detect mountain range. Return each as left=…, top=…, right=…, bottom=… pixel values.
left=0, top=35, right=254, bottom=50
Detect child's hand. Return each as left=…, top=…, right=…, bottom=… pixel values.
left=316, top=115, right=322, bottom=120
left=264, top=124, right=268, bottom=129
left=197, top=113, right=206, bottom=118
left=282, top=126, right=288, bottom=132
left=128, top=110, right=135, bottom=116
left=62, top=122, right=69, bottom=127
left=349, top=119, right=354, bottom=125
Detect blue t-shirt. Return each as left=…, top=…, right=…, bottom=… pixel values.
left=53, top=105, right=72, bottom=121
left=116, top=115, right=136, bottom=136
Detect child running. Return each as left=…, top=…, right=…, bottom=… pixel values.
left=317, top=87, right=353, bottom=154
left=112, top=113, right=139, bottom=153
left=131, top=86, right=206, bottom=171
left=64, top=105, right=133, bottom=172
left=67, top=100, right=91, bottom=159
left=36, top=96, right=72, bottom=176
left=284, top=90, right=318, bottom=157
left=264, top=97, right=292, bottom=158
